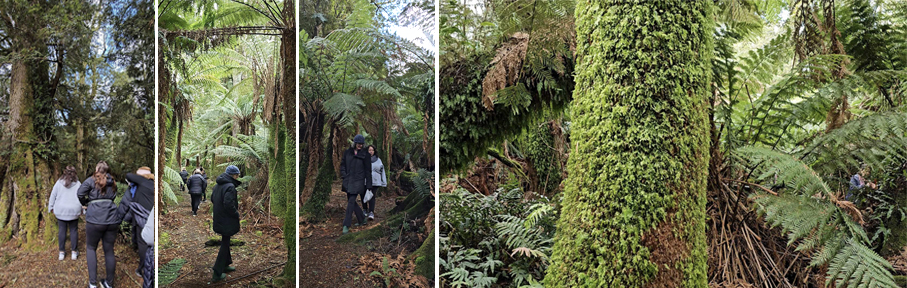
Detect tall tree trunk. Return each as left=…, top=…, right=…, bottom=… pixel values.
left=300, top=109, right=326, bottom=206
left=268, top=123, right=287, bottom=217
left=176, top=117, right=183, bottom=169
left=422, top=112, right=432, bottom=170
left=157, top=43, right=171, bottom=210
left=279, top=0, right=297, bottom=281
left=544, top=1, right=714, bottom=287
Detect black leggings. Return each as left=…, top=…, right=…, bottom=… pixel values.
left=86, top=223, right=118, bottom=286
left=190, top=193, right=202, bottom=214
left=58, top=219, right=78, bottom=252
left=360, top=187, right=380, bottom=213
left=343, top=193, right=365, bottom=227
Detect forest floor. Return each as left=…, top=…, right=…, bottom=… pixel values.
left=159, top=192, right=287, bottom=287
left=0, top=221, right=144, bottom=287
left=298, top=182, right=427, bottom=288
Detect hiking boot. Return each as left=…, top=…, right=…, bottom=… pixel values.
left=58, top=251, right=65, bottom=261
left=71, top=251, right=78, bottom=260
left=210, top=272, right=227, bottom=283
left=359, top=218, right=368, bottom=226
left=225, top=266, right=236, bottom=273
left=342, top=226, right=350, bottom=235
left=368, top=212, right=375, bottom=220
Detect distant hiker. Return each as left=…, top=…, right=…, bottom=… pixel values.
left=187, top=168, right=208, bottom=215
left=340, top=134, right=372, bottom=234
left=363, top=145, right=387, bottom=220
left=210, top=165, right=242, bottom=283
left=199, top=167, right=208, bottom=202
left=180, top=167, right=189, bottom=192
left=121, top=167, right=155, bottom=279
left=141, top=205, right=156, bottom=288
left=848, top=168, right=876, bottom=200
left=48, top=165, right=82, bottom=261
left=78, top=161, right=123, bottom=288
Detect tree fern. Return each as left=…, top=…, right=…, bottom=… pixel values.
left=740, top=147, right=900, bottom=288
left=802, top=111, right=907, bottom=174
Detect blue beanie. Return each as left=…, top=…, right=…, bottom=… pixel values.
left=225, top=165, right=241, bottom=175
left=353, top=134, right=365, bottom=144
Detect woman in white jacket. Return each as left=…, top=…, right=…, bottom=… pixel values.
left=365, top=145, right=387, bottom=220
left=48, top=166, right=82, bottom=260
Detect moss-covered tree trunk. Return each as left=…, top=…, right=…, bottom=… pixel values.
left=279, top=0, right=297, bottom=281
left=269, top=123, right=288, bottom=217
left=0, top=56, right=56, bottom=247
left=544, top=1, right=714, bottom=287
left=301, top=128, right=335, bottom=220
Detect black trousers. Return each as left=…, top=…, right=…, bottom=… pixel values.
left=213, top=234, right=233, bottom=275
left=136, top=228, right=149, bottom=272
left=360, top=187, right=380, bottom=213
left=190, top=193, right=202, bottom=214
left=57, top=219, right=78, bottom=252
left=343, top=193, right=365, bottom=227
left=86, top=223, right=118, bottom=286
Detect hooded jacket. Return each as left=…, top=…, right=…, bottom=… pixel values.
left=371, top=156, right=387, bottom=187
left=340, top=146, right=373, bottom=195
left=211, top=173, right=241, bottom=237
left=187, top=173, right=207, bottom=195
left=179, top=170, right=189, bottom=184
left=48, top=179, right=82, bottom=221
left=78, top=174, right=123, bottom=225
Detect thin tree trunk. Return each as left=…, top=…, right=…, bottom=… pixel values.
left=176, top=117, right=183, bottom=169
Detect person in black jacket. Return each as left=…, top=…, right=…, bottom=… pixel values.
left=120, top=167, right=155, bottom=280
left=210, top=165, right=242, bottom=283
left=179, top=167, right=189, bottom=192
left=187, top=168, right=208, bottom=215
left=77, top=161, right=122, bottom=288
left=339, top=134, right=372, bottom=234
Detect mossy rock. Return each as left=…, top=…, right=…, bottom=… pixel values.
left=205, top=237, right=245, bottom=247
left=410, top=230, right=434, bottom=279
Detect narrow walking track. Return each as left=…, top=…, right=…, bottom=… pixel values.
left=0, top=223, right=142, bottom=287
left=298, top=183, right=397, bottom=287
left=159, top=192, right=286, bottom=287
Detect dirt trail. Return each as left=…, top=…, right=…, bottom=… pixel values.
left=298, top=183, right=398, bottom=287
left=159, top=192, right=286, bottom=287
left=0, top=221, right=144, bottom=287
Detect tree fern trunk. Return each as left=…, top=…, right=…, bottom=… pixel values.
left=268, top=122, right=287, bottom=217
left=544, top=1, right=714, bottom=287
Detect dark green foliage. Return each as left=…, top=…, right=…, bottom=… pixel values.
left=300, top=139, right=335, bottom=221
left=440, top=187, right=557, bottom=287
left=544, top=1, right=714, bottom=286
left=524, top=122, right=562, bottom=195
left=439, top=55, right=573, bottom=172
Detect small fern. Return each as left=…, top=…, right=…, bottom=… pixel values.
left=158, top=258, right=186, bottom=286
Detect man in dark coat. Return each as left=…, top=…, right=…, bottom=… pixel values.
left=210, top=165, right=241, bottom=283
left=187, top=169, right=208, bottom=216
left=179, top=167, right=189, bottom=192
left=339, top=134, right=372, bottom=234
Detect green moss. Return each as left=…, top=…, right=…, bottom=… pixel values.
left=411, top=230, right=435, bottom=279
left=543, top=1, right=714, bottom=287
left=283, top=129, right=297, bottom=281
left=268, top=123, right=288, bottom=217
left=524, top=122, right=562, bottom=194
left=300, top=140, right=335, bottom=221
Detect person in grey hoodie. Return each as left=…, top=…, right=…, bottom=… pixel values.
left=78, top=161, right=123, bottom=288
left=362, top=145, right=386, bottom=220
left=48, top=165, right=82, bottom=261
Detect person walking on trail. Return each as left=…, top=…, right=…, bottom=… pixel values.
left=210, top=165, right=242, bottom=283
left=141, top=205, right=156, bottom=288
left=120, top=167, right=155, bottom=279
left=187, top=168, right=208, bottom=215
left=78, top=161, right=123, bottom=288
left=340, top=134, right=372, bottom=234
left=363, top=145, right=387, bottom=220
left=48, top=165, right=82, bottom=261
left=199, top=167, right=208, bottom=202
left=179, top=167, right=189, bottom=192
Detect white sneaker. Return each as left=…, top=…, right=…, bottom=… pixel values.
left=58, top=251, right=65, bottom=261
left=368, top=212, right=375, bottom=220
left=71, top=251, right=78, bottom=260
left=89, top=282, right=98, bottom=288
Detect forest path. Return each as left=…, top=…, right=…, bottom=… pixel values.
left=159, top=191, right=286, bottom=287
left=0, top=220, right=143, bottom=287
left=298, top=183, right=397, bottom=288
